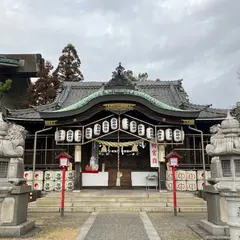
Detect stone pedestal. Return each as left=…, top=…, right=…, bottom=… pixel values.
left=221, top=192, right=240, bottom=240
left=0, top=186, right=35, bottom=237
left=199, top=185, right=229, bottom=237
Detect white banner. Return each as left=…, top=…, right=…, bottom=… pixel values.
left=150, top=143, right=159, bottom=168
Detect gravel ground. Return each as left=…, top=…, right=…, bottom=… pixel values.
left=1, top=212, right=90, bottom=240
left=148, top=212, right=207, bottom=240
left=85, top=213, right=149, bottom=240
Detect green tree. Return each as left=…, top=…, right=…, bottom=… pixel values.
left=24, top=61, right=60, bottom=107
left=124, top=70, right=149, bottom=81
left=0, top=79, right=12, bottom=110
left=53, top=43, right=84, bottom=82
left=0, top=79, right=12, bottom=98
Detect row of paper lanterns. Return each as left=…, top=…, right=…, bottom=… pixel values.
left=55, top=118, right=185, bottom=142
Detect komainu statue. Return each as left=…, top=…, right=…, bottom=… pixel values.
left=0, top=120, right=26, bottom=158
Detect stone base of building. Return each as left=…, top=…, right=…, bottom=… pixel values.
left=0, top=220, right=35, bottom=237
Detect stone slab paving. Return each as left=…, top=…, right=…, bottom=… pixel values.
left=148, top=212, right=207, bottom=240
left=79, top=212, right=160, bottom=240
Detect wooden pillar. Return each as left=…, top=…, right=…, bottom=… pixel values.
left=74, top=145, right=82, bottom=190
left=186, top=136, right=191, bottom=164
left=158, top=145, right=166, bottom=190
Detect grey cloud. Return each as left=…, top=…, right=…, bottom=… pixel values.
left=0, top=0, right=240, bottom=108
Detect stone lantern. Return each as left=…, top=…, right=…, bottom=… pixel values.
left=205, top=111, right=240, bottom=239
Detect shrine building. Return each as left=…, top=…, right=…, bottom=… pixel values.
left=1, top=55, right=228, bottom=191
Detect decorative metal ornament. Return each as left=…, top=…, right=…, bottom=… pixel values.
left=74, top=130, right=82, bottom=142
left=102, top=121, right=110, bottom=133
left=85, top=127, right=93, bottom=139
left=94, top=124, right=101, bottom=136
left=66, top=130, right=74, bottom=142
left=130, top=121, right=137, bottom=133
left=138, top=124, right=145, bottom=136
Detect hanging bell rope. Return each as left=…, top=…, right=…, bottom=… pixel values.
left=96, top=139, right=142, bottom=147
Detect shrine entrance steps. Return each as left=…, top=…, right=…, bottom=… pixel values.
left=28, top=190, right=206, bottom=213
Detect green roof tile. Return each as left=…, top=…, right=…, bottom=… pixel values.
left=54, top=89, right=185, bottom=112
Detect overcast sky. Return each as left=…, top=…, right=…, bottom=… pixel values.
left=1, top=0, right=240, bottom=108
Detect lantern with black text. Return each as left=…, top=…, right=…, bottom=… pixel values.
left=74, top=130, right=82, bottom=142
left=94, top=124, right=101, bottom=136
left=130, top=121, right=137, bottom=133
left=110, top=118, right=118, bottom=130
left=102, top=121, right=109, bottom=133
left=66, top=130, right=74, bottom=142
left=138, top=124, right=145, bottom=136
left=122, top=118, right=129, bottom=130
left=85, top=128, right=93, bottom=139
left=165, top=128, right=173, bottom=141
left=58, top=130, right=66, bottom=141
left=157, top=129, right=164, bottom=142
left=146, top=127, right=154, bottom=139
left=55, top=131, right=59, bottom=141
left=173, top=129, right=182, bottom=142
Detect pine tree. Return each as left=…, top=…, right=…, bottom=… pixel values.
left=53, top=43, right=84, bottom=82
left=23, top=61, right=60, bottom=107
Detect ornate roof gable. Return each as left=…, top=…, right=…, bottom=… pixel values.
left=104, top=63, right=136, bottom=90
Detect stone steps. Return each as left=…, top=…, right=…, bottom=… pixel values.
left=28, top=191, right=206, bottom=213
left=28, top=205, right=207, bottom=213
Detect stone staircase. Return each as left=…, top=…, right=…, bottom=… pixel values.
left=28, top=190, right=207, bottom=213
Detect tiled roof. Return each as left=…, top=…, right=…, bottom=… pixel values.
left=5, top=79, right=227, bottom=120
left=180, top=102, right=228, bottom=119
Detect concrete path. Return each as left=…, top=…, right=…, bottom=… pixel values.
left=76, top=212, right=161, bottom=240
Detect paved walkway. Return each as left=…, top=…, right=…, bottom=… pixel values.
left=76, top=212, right=161, bottom=240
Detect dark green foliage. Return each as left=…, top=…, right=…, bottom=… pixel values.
left=24, top=61, right=60, bottom=107
left=53, top=43, right=84, bottom=82
left=0, top=79, right=12, bottom=98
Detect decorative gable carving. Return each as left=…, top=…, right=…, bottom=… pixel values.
left=104, top=63, right=136, bottom=90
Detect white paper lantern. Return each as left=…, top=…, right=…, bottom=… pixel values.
left=130, top=121, right=137, bottom=133
left=157, top=129, right=164, bottom=142
left=146, top=127, right=154, bottom=139
left=66, top=130, right=74, bottom=142
left=58, top=130, right=66, bottom=141
left=122, top=118, right=129, bottom=130
left=85, top=127, right=93, bottom=139
left=181, top=130, right=185, bottom=141
left=94, top=124, right=101, bottom=136
left=54, top=131, right=59, bottom=141
left=110, top=118, right=118, bottom=130
left=165, top=128, right=173, bottom=141
left=174, top=129, right=182, bottom=142
left=102, top=121, right=109, bottom=133
left=138, top=124, right=145, bottom=136
left=74, top=130, right=82, bottom=142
